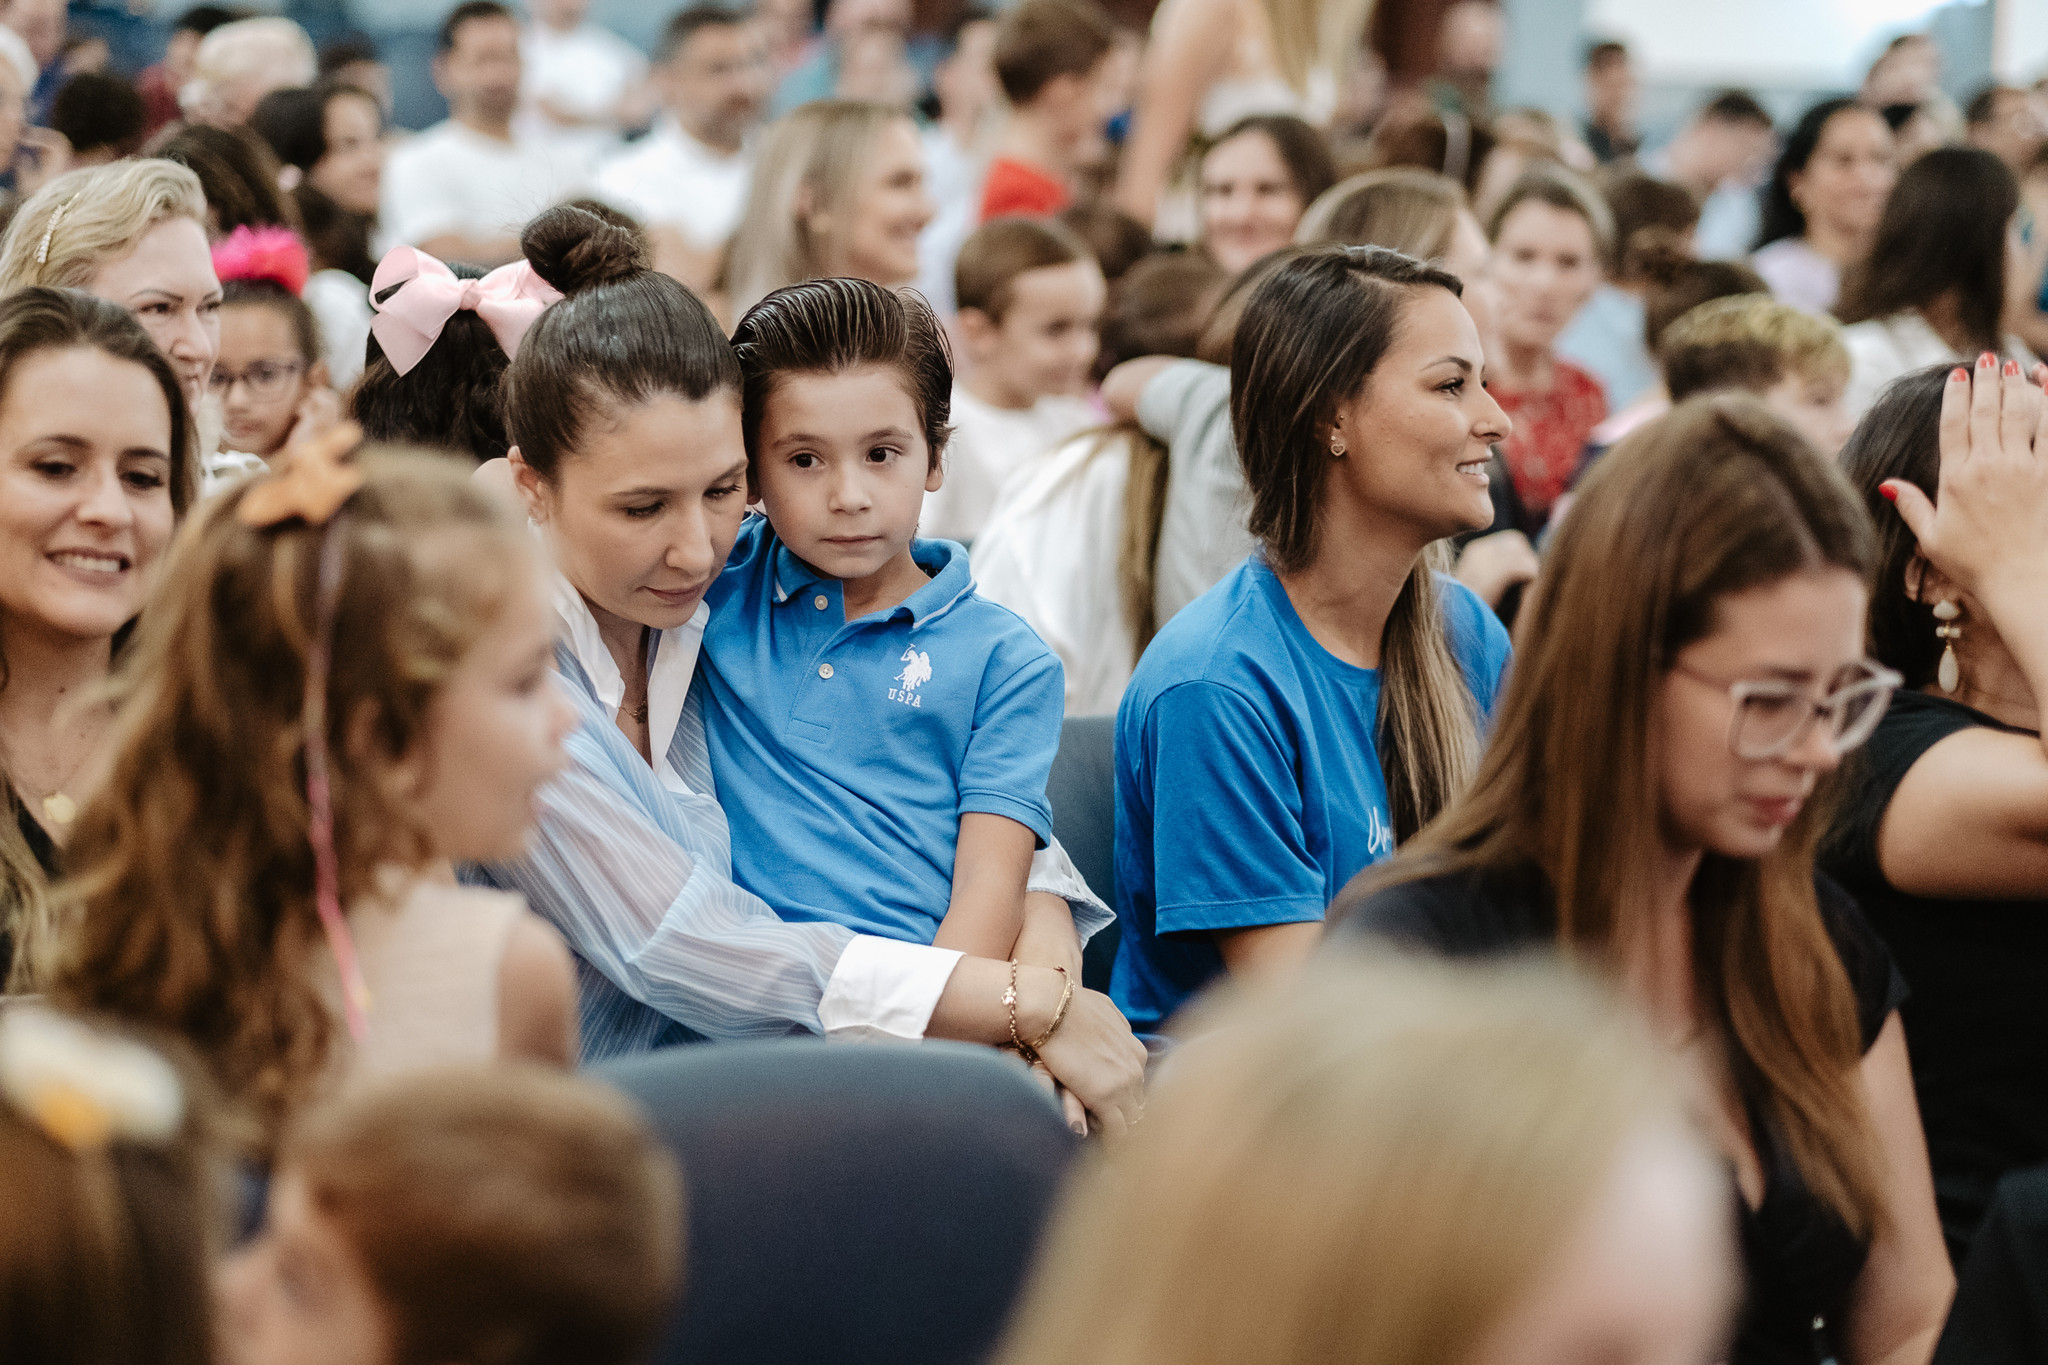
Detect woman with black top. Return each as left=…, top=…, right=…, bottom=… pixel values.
left=1334, top=394, right=1953, bottom=1364
left=1828, top=356, right=2048, bottom=1266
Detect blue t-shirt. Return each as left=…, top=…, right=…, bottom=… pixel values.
left=1109, top=555, right=1512, bottom=1032
left=700, top=517, right=1064, bottom=945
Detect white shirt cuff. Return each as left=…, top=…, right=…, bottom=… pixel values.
left=819, top=937, right=964, bottom=1041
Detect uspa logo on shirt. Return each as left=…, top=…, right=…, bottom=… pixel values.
left=888, top=647, right=932, bottom=708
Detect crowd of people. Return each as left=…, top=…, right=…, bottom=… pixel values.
left=3, top=0, right=2048, bottom=1361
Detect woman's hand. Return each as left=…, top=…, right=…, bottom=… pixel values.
left=1025, top=969, right=1147, bottom=1137
left=1884, top=356, right=2048, bottom=612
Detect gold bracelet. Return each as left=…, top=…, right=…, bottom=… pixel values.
left=1025, top=967, right=1074, bottom=1058
left=1003, top=958, right=1029, bottom=1057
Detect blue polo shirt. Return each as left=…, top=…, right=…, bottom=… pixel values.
left=1110, top=554, right=1511, bottom=1034
left=700, top=517, right=1064, bottom=945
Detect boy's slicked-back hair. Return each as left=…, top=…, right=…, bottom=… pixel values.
left=955, top=215, right=1094, bottom=322
left=993, top=0, right=1116, bottom=106
left=1661, top=292, right=1849, bottom=402
left=730, top=278, right=954, bottom=472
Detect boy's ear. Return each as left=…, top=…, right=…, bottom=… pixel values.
left=924, top=446, right=945, bottom=494
left=955, top=306, right=999, bottom=354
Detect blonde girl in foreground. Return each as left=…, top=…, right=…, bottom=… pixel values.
left=997, top=953, right=1738, bottom=1365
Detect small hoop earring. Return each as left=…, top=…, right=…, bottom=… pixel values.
left=1933, top=600, right=1962, bottom=694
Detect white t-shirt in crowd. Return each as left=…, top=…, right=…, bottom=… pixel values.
left=304, top=268, right=371, bottom=390
left=1750, top=237, right=1842, bottom=316
left=593, top=116, right=752, bottom=251
left=1841, top=311, right=2037, bottom=422
left=973, top=428, right=1141, bottom=717
left=516, top=20, right=647, bottom=174
left=920, top=385, right=1096, bottom=545
left=913, top=125, right=985, bottom=316
left=380, top=120, right=586, bottom=252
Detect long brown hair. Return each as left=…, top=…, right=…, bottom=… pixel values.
left=1, top=287, right=197, bottom=988
left=1363, top=394, right=1887, bottom=1234
left=1231, top=245, right=1483, bottom=841
left=37, top=451, right=531, bottom=1152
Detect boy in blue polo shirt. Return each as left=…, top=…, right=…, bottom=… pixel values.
left=700, top=277, right=1065, bottom=958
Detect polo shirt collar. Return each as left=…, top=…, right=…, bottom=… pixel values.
left=768, top=532, right=975, bottom=629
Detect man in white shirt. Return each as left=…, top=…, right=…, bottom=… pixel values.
left=592, top=7, right=767, bottom=292
left=516, top=0, right=650, bottom=175
left=382, top=1, right=585, bottom=267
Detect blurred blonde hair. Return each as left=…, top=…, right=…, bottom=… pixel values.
left=995, top=952, right=1709, bottom=1365
left=1296, top=166, right=1466, bottom=257
left=1263, top=0, right=1375, bottom=97
left=1660, top=292, right=1851, bottom=400
left=0, top=159, right=208, bottom=293
left=180, top=17, right=316, bottom=125
left=725, top=100, right=909, bottom=316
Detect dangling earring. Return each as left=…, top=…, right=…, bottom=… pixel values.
left=1330, top=440, right=1346, bottom=458
left=1934, top=600, right=1962, bottom=694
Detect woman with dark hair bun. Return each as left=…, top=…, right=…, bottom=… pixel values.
left=470, top=205, right=1146, bottom=1128
left=1109, top=244, right=1513, bottom=1037
left=1827, top=357, right=2048, bottom=1266
left=1750, top=99, right=1896, bottom=316
left=1837, top=146, right=2036, bottom=420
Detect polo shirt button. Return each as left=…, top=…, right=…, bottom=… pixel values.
left=814, top=594, right=829, bottom=610
left=818, top=663, right=834, bottom=679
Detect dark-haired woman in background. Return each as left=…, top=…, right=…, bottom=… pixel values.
left=1750, top=98, right=1896, bottom=317
left=1109, top=245, right=1512, bottom=1036
left=249, top=82, right=387, bottom=387
left=1839, top=146, right=2037, bottom=420
left=1196, top=114, right=1335, bottom=274
left=1337, top=395, right=1954, bottom=1363
left=468, top=204, right=1147, bottom=1129
left=1827, top=357, right=2048, bottom=1266
left=0, top=289, right=195, bottom=986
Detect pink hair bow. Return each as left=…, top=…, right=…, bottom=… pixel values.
left=368, top=245, right=563, bottom=376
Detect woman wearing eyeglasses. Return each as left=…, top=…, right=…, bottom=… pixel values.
left=1333, top=393, right=1954, bottom=1365
left=1826, top=357, right=2048, bottom=1270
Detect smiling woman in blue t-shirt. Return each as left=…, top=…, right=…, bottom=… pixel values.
left=1110, top=245, right=1514, bottom=1035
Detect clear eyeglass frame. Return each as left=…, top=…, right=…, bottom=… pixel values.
left=207, top=359, right=305, bottom=402
left=1675, top=659, right=1904, bottom=761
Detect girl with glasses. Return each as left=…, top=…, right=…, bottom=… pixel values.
left=1335, top=393, right=1954, bottom=1365
left=210, top=225, right=340, bottom=463
left=1828, top=357, right=2048, bottom=1268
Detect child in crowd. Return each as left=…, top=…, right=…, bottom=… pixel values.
left=210, top=225, right=341, bottom=462
left=219, top=1065, right=681, bottom=1365
left=979, top=0, right=1120, bottom=222
left=42, top=444, right=578, bottom=1155
left=0, top=1006, right=223, bottom=1365
left=921, top=216, right=1105, bottom=545
left=975, top=249, right=1229, bottom=716
left=1658, top=292, right=1856, bottom=455
left=708, top=278, right=1067, bottom=966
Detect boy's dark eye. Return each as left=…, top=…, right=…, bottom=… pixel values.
left=790, top=452, right=818, bottom=469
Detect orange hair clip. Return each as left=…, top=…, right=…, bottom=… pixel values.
left=236, top=421, right=367, bottom=529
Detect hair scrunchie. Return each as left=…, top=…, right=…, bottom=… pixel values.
left=368, top=244, right=562, bottom=376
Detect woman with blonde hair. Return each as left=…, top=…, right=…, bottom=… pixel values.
left=1338, top=396, right=1955, bottom=1361
left=0, top=160, right=220, bottom=425
left=998, top=953, right=1738, bottom=1365
left=723, top=99, right=933, bottom=318
left=1113, top=0, right=1373, bottom=231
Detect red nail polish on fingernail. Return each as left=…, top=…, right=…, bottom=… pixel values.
left=1953, top=367, right=1969, bottom=382
left=1879, top=484, right=1898, bottom=502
